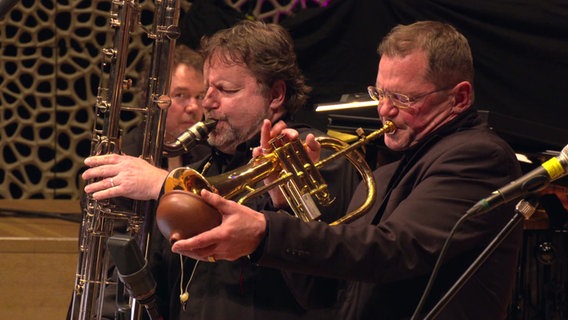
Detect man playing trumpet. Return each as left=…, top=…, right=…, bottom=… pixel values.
left=170, top=21, right=523, bottom=319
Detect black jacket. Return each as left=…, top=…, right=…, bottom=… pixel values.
left=147, top=121, right=361, bottom=320
left=258, top=109, right=523, bottom=319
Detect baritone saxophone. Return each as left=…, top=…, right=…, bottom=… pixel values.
left=70, top=0, right=183, bottom=319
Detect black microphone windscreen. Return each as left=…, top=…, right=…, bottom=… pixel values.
left=107, top=234, right=145, bottom=275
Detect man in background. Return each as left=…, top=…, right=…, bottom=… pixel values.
left=124, top=44, right=210, bottom=169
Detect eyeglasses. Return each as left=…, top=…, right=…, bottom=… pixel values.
left=367, top=86, right=452, bottom=110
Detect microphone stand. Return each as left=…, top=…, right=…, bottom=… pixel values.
left=423, top=198, right=538, bottom=319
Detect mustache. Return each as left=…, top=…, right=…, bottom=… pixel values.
left=204, top=113, right=230, bottom=134
left=204, top=112, right=226, bottom=122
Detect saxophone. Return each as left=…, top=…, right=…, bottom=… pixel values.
left=70, top=0, right=182, bottom=319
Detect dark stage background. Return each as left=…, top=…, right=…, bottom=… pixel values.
left=280, top=0, right=568, bottom=152
left=182, top=0, right=568, bottom=152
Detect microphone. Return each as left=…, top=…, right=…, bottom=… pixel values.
left=107, top=235, right=163, bottom=320
left=0, top=0, right=18, bottom=19
left=468, top=144, right=568, bottom=216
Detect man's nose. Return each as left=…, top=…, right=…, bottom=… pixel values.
left=202, top=87, right=217, bottom=109
left=378, top=99, right=399, bottom=118
left=183, top=98, right=200, bottom=111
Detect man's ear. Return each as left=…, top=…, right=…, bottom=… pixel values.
left=268, top=80, right=286, bottom=112
left=451, top=81, right=473, bottom=113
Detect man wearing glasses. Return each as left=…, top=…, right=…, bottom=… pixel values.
left=171, top=21, right=523, bottom=319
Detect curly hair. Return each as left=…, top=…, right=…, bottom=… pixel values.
left=200, top=19, right=311, bottom=115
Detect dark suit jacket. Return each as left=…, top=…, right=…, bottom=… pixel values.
left=258, top=108, right=523, bottom=319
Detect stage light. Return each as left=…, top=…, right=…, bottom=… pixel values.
left=315, top=92, right=376, bottom=112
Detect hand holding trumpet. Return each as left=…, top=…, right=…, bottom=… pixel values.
left=252, top=119, right=322, bottom=208
left=169, top=120, right=322, bottom=262
left=171, top=188, right=267, bottom=262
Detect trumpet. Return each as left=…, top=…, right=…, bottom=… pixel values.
left=156, top=121, right=396, bottom=243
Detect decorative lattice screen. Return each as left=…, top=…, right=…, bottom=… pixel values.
left=0, top=0, right=328, bottom=200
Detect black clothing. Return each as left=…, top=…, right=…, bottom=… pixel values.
left=258, top=109, right=523, bottom=319
left=148, top=122, right=361, bottom=319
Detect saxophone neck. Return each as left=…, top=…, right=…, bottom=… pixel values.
left=162, top=119, right=217, bottom=157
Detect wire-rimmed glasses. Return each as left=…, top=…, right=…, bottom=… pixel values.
left=367, top=86, right=452, bottom=110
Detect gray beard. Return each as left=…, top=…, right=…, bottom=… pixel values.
left=207, top=110, right=271, bottom=154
